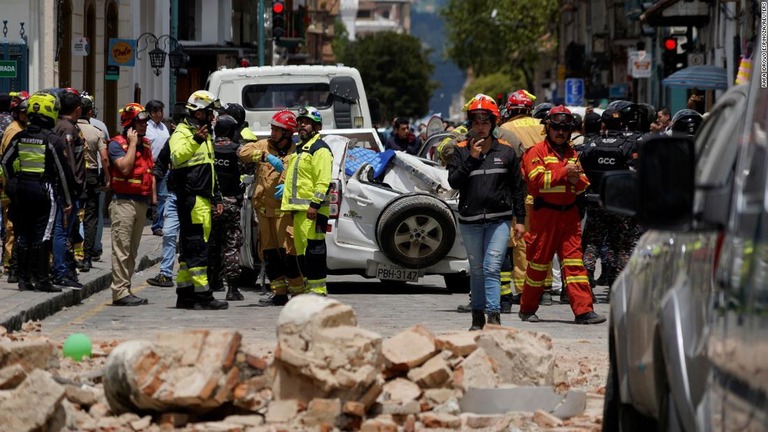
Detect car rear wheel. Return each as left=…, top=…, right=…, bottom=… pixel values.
left=443, top=273, right=470, bottom=293
left=376, top=194, right=456, bottom=268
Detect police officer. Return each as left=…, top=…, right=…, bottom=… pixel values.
left=208, top=115, right=246, bottom=301
left=1, top=91, right=74, bottom=292
left=220, top=103, right=259, bottom=143
left=668, top=109, right=703, bottom=138
left=0, top=91, right=29, bottom=283
left=579, top=108, right=635, bottom=298
left=52, top=88, right=85, bottom=288
left=281, top=106, right=333, bottom=297
left=170, top=90, right=228, bottom=310
left=238, top=110, right=304, bottom=306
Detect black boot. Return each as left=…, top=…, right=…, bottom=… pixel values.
left=257, top=293, right=289, bottom=307
left=500, top=294, right=515, bottom=314
left=175, top=287, right=196, bottom=309
left=456, top=293, right=472, bottom=313
left=225, top=279, right=244, bottom=301
left=188, top=290, right=229, bottom=310
left=16, top=244, right=33, bottom=291
left=487, top=312, right=501, bottom=326
left=80, top=257, right=92, bottom=273
left=7, top=269, right=18, bottom=284
left=469, top=310, right=486, bottom=331
left=32, top=246, right=61, bottom=293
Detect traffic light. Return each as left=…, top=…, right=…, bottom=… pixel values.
left=272, top=0, right=286, bottom=39
left=662, top=36, right=687, bottom=77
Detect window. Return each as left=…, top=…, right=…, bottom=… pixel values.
left=241, top=83, right=331, bottom=111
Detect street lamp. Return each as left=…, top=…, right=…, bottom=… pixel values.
left=136, top=32, right=187, bottom=76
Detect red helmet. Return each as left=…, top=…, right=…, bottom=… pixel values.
left=270, top=110, right=297, bottom=133
left=119, top=102, right=149, bottom=128
left=505, top=90, right=534, bottom=111
left=9, top=91, right=30, bottom=111
left=545, top=105, right=575, bottom=129
left=465, top=94, right=501, bottom=122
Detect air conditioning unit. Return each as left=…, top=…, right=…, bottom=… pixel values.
left=688, top=53, right=705, bottom=66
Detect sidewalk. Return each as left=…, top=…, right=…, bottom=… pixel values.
left=0, top=225, right=163, bottom=332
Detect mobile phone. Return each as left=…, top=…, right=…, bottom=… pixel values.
left=466, top=130, right=480, bottom=141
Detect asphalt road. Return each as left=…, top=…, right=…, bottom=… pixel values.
left=38, top=263, right=612, bottom=349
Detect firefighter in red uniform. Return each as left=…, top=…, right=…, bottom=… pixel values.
left=519, top=105, right=606, bottom=324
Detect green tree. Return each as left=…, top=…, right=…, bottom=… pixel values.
left=463, top=71, right=526, bottom=102
left=441, top=0, right=558, bottom=91
left=338, top=31, right=437, bottom=119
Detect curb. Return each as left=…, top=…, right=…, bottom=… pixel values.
left=0, top=249, right=163, bottom=333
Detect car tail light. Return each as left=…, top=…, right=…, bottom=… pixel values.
left=329, top=180, right=341, bottom=219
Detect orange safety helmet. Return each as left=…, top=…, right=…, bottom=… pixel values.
left=465, top=94, right=501, bottom=123
left=119, top=102, right=149, bottom=128
left=270, top=110, right=297, bottom=133
left=505, top=89, right=535, bottom=111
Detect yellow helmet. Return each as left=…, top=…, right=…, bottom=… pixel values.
left=186, top=90, right=220, bottom=112
left=27, top=91, right=61, bottom=125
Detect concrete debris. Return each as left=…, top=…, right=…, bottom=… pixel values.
left=0, top=369, right=65, bottom=431
left=0, top=338, right=59, bottom=372
left=382, top=324, right=437, bottom=372
left=271, top=295, right=383, bottom=407
left=0, top=364, right=26, bottom=389
left=0, top=297, right=602, bottom=430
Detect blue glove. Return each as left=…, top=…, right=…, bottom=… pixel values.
left=274, top=183, right=284, bottom=199
left=265, top=154, right=284, bottom=173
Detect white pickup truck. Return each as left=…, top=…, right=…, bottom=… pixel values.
left=205, top=65, right=380, bottom=131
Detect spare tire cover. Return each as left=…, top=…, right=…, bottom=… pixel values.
left=376, top=194, right=456, bottom=268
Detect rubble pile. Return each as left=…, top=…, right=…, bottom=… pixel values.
left=0, top=296, right=604, bottom=431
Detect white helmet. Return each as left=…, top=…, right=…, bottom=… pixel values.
left=186, top=90, right=219, bottom=112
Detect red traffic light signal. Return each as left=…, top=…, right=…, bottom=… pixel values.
left=664, top=37, right=677, bottom=51
left=272, top=0, right=286, bottom=39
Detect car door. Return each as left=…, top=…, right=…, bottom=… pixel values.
left=709, top=72, right=768, bottom=431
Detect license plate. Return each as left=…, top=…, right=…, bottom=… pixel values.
left=376, top=263, right=419, bottom=282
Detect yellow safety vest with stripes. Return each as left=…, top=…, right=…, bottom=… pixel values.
left=281, top=134, right=333, bottom=212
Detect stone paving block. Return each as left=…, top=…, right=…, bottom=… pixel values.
left=381, top=377, right=422, bottom=403
left=0, top=369, right=65, bottom=431
left=434, top=332, right=478, bottom=357
left=0, top=338, right=59, bottom=372
left=452, top=347, right=498, bottom=391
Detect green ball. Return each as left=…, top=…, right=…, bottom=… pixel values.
left=63, top=333, right=92, bottom=361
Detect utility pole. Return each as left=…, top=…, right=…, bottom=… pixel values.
left=258, top=0, right=265, bottom=66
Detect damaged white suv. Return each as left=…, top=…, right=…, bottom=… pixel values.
left=241, top=129, right=470, bottom=292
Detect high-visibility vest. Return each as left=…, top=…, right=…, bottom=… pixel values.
left=108, top=135, right=154, bottom=196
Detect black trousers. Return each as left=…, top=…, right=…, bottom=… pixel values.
left=82, top=170, right=101, bottom=259
left=11, top=178, right=55, bottom=287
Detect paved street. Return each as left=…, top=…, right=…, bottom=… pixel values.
left=37, top=260, right=612, bottom=349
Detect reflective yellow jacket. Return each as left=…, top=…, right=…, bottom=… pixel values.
left=281, top=134, right=333, bottom=211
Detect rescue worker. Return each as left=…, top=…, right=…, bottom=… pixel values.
left=447, top=94, right=526, bottom=330
left=1, top=91, right=74, bottom=292
left=238, top=110, right=303, bottom=306
left=78, top=93, right=109, bottom=273
left=579, top=109, right=635, bottom=299
left=281, top=106, right=333, bottom=297
left=52, top=88, right=85, bottom=288
left=208, top=115, right=246, bottom=301
left=0, top=91, right=30, bottom=283
left=436, top=121, right=467, bottom=167
left=519, top=105, right=605, bottom=324
left=108, top=103, right=155, bottom=306
left=169, top=90, right=228, bottom=310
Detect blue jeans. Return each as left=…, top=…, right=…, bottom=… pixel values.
left=53, top=198, right=79, bottom=279
left=152, top=174, right=168, bottom=232
left=159, top=192, right=179, bottom=277
left=459, top=220, right=511, bottom=313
